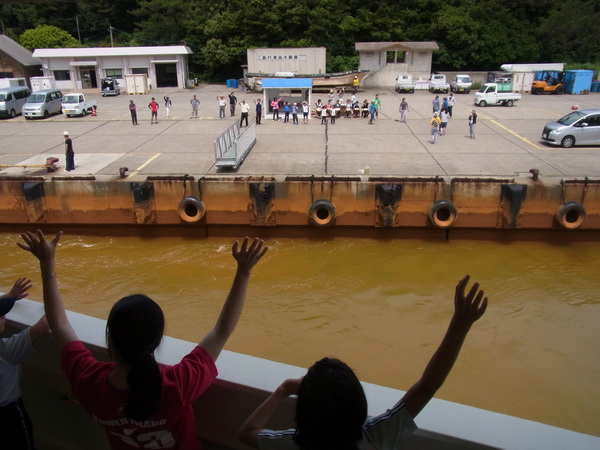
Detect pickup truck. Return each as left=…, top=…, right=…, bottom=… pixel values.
left=474, top=83, right=521, bottom=107
left=429, top=74, right=449, bottom=93
left=450, top=74, right=472, bottom=93
left=395, top=74, right=415, bottom=93
left=61, top=93, right=97, bottom=117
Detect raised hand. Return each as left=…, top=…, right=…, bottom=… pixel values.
left=200, top=237, right=268, bottom=361
left=232, top=237, right=268, bottom=273
left=6, top=277, right=33, bottom=300
left=17, top=230, right=76, bottom=346
left=17, top=230, right=63, bottom=267
left=454, top=275, right=488, bottom=325
left=402, top=275, right=490, bottom=418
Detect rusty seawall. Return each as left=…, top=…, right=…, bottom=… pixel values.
left=1, top=175, right=599, bottom=239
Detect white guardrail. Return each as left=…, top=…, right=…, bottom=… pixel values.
left=5, top=298, right=600, bottom=450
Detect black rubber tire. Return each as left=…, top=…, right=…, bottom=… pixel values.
left=561, top=136, right=575, bottom=148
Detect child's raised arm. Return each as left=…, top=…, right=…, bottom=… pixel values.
left=199, top=237, right=267, bottom=361
left=18, top=230, right=78, bottom=349
left=239, top=377, right=301, bottom=447
left=1, top=277, right=32, bottom=301
left=401, top=274, right=488, bottom=418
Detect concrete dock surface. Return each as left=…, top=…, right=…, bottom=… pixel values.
left=0, top=84, right=599, bottom=181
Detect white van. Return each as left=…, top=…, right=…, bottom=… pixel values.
left=0, top=86, right=32, bottom=118
left=22, top=88, right=63, bottom=119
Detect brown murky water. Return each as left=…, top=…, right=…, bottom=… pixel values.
left=1, top=234, right=599, bottom=437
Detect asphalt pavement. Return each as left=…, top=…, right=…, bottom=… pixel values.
left=0, top=84, right=599, bottom=181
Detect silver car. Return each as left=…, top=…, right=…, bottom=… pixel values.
left=542, top=108, right=600, bottom=148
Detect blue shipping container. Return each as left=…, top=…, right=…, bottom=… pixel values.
left=231, top=79, right=239, bottom=89
left=564, top=70, right=594, bottom=95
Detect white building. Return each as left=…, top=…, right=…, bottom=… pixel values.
left=356, top=41, right=439, bottom=87
left=32, top=46, right=193, bottom=91
left=246, top=47, right=326, bottom=75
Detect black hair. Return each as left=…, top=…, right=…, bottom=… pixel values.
left=106, top=294, right=164, bottom=421
left=293, top=357, right=368, bottom=450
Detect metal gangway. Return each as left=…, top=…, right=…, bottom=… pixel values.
left=214, top=120, right=256, bottom=169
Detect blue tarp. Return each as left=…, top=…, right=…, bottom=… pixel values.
left=262, top=78, right=313, bottom=88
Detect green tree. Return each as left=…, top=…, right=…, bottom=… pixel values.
left=19, top=25, right=83, bottom=51
left=431, top=1, right=539, bottom=70
left=538, top=0, right=600, bottom=64
left=130, top=0, right=192, bottom=44
left=5, top=0, right=600, bottom=79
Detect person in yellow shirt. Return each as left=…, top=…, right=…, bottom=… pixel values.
left=430, top=112, right=441, bottom=144
left=352, top=75, right=360, bottom=93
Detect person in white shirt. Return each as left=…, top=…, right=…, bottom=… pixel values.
left=1, top=277, right=50, bottom=450
left=239, top=99, right=251, bottom=127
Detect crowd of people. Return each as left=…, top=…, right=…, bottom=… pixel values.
left=2, top=229, right=490, bottom=450
left=125, top=89, right=479, bottom=139
left=264, top=91, right=382, bottom=126
left=427, top=93, right=470, bottom=144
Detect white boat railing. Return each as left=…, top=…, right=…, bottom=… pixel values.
left=6, top=299, right=600, bottom=450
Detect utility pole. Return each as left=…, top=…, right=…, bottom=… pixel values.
left=76, top=16, right=81, bottom=43
left=109, top=23, right=114, bottom=47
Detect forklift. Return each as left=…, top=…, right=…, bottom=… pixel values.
left=531, top=71, right=565, bottom=95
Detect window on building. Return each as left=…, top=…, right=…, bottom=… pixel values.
left=131, top=68, right=148, bottom=75
left=105, top=68, right=123, bottom=78
left=53, top=70, right=71, bottom=80
left=0, top=72, right=14, bottom=77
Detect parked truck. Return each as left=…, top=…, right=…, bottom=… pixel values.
left=474, top=83, right=521, bottom=107
left=61, top=93, right=97, bottom=117
left=395, top=74, right=415, bottom=93
left=450, top=74, right=473, bottom=93
left=429, top=74, right=449, bottom=93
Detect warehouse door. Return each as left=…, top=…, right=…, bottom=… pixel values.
left=155, top=63, right=177, bottom=88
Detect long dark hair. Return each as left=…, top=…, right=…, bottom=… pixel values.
left=107, top=294, right=164, bottom=421
left=294, top=358, right=368, bottom=450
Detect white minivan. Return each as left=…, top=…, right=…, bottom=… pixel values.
left=0, top=86, right=31, bottom=118
left=22, top=88, right=63, bottom=119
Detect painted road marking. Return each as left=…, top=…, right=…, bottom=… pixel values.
left=490, top=119, right=544, bottom=149
left=127, top=153, right=162, bottom=178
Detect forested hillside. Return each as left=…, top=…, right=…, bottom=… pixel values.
left=2, top=0, right=599, bottom=80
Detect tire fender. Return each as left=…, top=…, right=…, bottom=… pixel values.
left=555, top=202, right=586, bottom=230
left=429, top=200, right=458, bottom=228
left=178, top=196, right=205, bottom=223
left=308, top=199, right=336, bottom=227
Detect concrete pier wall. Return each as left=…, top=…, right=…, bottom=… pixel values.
left=1, top=176, right=599, bottom=234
